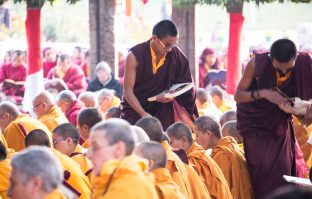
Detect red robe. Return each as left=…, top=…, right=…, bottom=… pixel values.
left=43, top=60, right=57, bottom=78
left=65, top=100, right=84, bottom=126
left=47, top=66, right=87, bottom=96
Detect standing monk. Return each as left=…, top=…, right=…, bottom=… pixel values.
left=121, top=20, right=197, bottom=130
left=235, top=38, right=312, bottom=199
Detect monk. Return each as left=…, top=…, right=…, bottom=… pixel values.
left=0, top=101, right=52, bottom=151
left=32, top=91, right=69, bottom=132
left=196, top=88, right=222, bottom=118
left=78, top=91, right=98, bottom=108
left=87, top=118, right=158, bottom=199
left=136, top=116, right=210, bottom=199
left=121, top=19, right=197, bottom=130
left=166, top=122, right=233, bottom=199
left=47, top=54, right=87, bottom=96
left=134, top=141, right=186, bottom=199
left=0, top=141, right=11, bottom=199
left=104, top=106, right=121, bottom=119
left=52, top=123, right=93, bottom=180
left=97, top=88, right=121, bottom=115
left=77, top=108, right=103, bottom=148
left=194, top=116, right=254, bottom=199
left=24, top=129, right=92, bottom=199
left=222, top=121, right=244, bottom=151
left=235, top=38, right=312, bottom=199
left=8, top=146, right=64, bottom=199
left=0, top=50, right=27, bottom=101
left=219, top=110, right=237, bottom=127
left=56, top=90, right=84, bottom=126
left=209, top=86, right=233, bottom=113
left=130, top=126, right=150, bottom=144
left=42, top=47, right=57, bottom=78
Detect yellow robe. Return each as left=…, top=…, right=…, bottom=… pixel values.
left=0, top=159, right=11, bottom=199
left=70, top=145, right=93, bottom=182
left=0, top=131, right=8, bottom=148
left=82, top=139, right=90, bottom=149
left=211, top=137, right=254, bottom=199
left=218, top=100, right=232, bottom=113
left=161, top=141, right=193, bottom=199
left=187, top=143, right=233, bottom=199
left=93, top=155, right=158, bottom=199
left=53, top=149, right=92, bottom=199
left=44, top=188, right=68, bottom=199
left=293, top=117, right=312, bottom=169
left=39, top=105, right=69, bottom=132
left=3, top=114, right=52, bottom=151
left=152, top=168, right=185, bottom=199
left=184, top=163, right=211, bottom=199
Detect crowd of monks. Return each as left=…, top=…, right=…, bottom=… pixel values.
left=0, top=45, right=312, bottom=199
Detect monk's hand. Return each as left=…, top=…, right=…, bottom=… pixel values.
left=156, top=94, right=174, bottom=103
left=262, top=89, right=288, bottom=105
left=280, top=97, right=311, bottom=116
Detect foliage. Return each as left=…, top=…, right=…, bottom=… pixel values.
left=0, top=0, right=80, bottom=7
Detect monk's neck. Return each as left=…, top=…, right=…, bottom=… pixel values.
left=150, top=40, right=165, bottom=58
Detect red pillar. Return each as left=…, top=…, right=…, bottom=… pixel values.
left=226, top=13, right=244, bottom=94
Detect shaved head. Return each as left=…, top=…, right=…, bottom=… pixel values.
left=135, top=116, right=164, bottom=143
left=219, top=110, right=236, bottom=127
left=221, top=121, right=242, bottom=144
left=53, top=123, right=80, bottom=145
left=135, top=141, right=167, bottom=170
left=25, top=129, right=51, bottom=148
left=33, top=91, right=54, bottom=106
left=194, top=116, right=222, bottom=139
left=56, top=90, right=77, bottom=103
left=78, top=92, right=98, bottom=108
left=166, top=122, right=193, bottom=144
left=0, top=101, right=20, bottom=118
left=130, top=126, right=150, bottom=144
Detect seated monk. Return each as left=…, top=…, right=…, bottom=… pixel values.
left=222, top=121, right=244, bottom=151
left=32, top=91, right=69, bottom=132
left=0, top=101, right=52, bottom=151
left=24, top=129, right=92, bottom=199
left=88, top=119, right=158, bottom=199
left=104, top=106, right=121, bottom=119
left=134, top=141, right=185, bottom=199
left=56, top=90, right=84, bottom=126
left=97, top=88, right=121, bottom=116
left=219, top=110, right=237, bottom=128
left=196, top=88, right=222, bottom=118
left=136, top=116, right=210, bottom=199
left=0, top=140, right=11, bottom=199
left=78, top=91, right=98, bottom=108
left=166, top=122, right=233, bottom=199
left=52, top=123, right=93, bottom=181
left=209, top=86, right=233, bottom=113
left=77, top=108, right=103, bottom=148
left=194, top=116, right=254, bottom=199
left=0, top=50, right=27, bottom=104
left=47, top=54, right=87, bottom=96
left=130, top=126, right=150, bottom=144
left=42, top=47, right=58, bottom=78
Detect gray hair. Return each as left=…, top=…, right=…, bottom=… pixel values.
left=78, top=91, right=98, bottom=107
left=91, top=118, right=135, bottom=155
left=97, top=88, right=115, bottom=99
left=56, top=90, right=77, bottom=103
left=95, top=61, right=112, bottom=74
left=0, top=101, right=20, bottom=118
left=11, top=146, right=63, bottom=192
left=130, top=126, right=150, bottom=144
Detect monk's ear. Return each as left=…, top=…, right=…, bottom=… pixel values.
left=151, top=35, right=157, bottom=42
left=148, top=159, right=154, bottom=171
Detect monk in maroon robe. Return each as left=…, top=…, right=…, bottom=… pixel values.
left=121, top=20, right=197, bottom=130
left=47, top=54, right=87, bottom=96
left=235, top=39, right=312, bottom=199
left=0, top=50, right=27, bottom=102
left=42, top=47, right=57, bottom=78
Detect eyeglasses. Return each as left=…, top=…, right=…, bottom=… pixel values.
left=32, top=102, right=43, bottom=111
left=158, top=38, right=178, bottom=50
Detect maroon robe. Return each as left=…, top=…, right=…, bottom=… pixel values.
left=237, top=51, right=312, bottom=199
left=65, top=100, right=84, bottom=126
left=47, top=66, right=87, bottom=96
left=43, top=60, right=57, bottom=78
left=120, top=40, right=198, bottom=130
left=0, top=63, right=27, bottom=97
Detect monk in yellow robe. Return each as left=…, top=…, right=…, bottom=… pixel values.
left=89, top=119, right=158, bottom=199
left=194, top=116, right=254, bottom=199
left=52, top=123, right=93, bottom=181
left=210, top=86, right=233, bottom=113
left=24, top=129, right=92, bottom=199
left=77, top=108, right=103, bottom=148
left=0, top=101, right=53, bottom=151
left=166, top=122, right=233, bottom=199
left=221, top=121, right=244, bottom=152
left=0, top=141, right=11, bottom=199
left=196, top=88, right=222, bottom=118
left=135, top=141, right=186, bottom=199
left=293, top=116, right=312, bottom=169
left=33, top=91, right=69, bottom=132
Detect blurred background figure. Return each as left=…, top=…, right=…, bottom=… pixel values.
left=199, top=47, right=220, bottom=87
left=42, top=47, right=57, bottom=78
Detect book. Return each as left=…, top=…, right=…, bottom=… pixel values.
left=148, top=82, right=193, bottom=102
left=283, top=175, right=312, bottom=187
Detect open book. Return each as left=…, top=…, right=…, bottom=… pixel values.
left=148, top=82, right=193, bottom=102
left=283, top=175, right=312, bottom=187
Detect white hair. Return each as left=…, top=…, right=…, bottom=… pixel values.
left=95, top=61, right=112, bottom=74
left=11, top=146, right=63, bottom=192
left=130, top=126, right=150, bottom=144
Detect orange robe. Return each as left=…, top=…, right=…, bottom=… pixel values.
left=93, top=155, right=158, bottom=199
left=293, top=117, right=312, bottom=169
left=187, top=143, right=232, bottom=199
left=53, top=149, right=92, bottom=199
left=82, top=139, right=90, bottom=149
left=70, top=145, right=93, bottom=182
left=38, top=105, right=69, bottom=132
left=3, top=114, right=52, bottom=151
left=161, top=141, right=193, bottom=199
left=218, top=100, right=233, bottom=113
left=44, top=189, right=68, bottom=199
left=0, top=159, right=11, bottom=199
left=152, top=168, right=185, bottom=199
left=211, top=137, right=254, bottom=199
